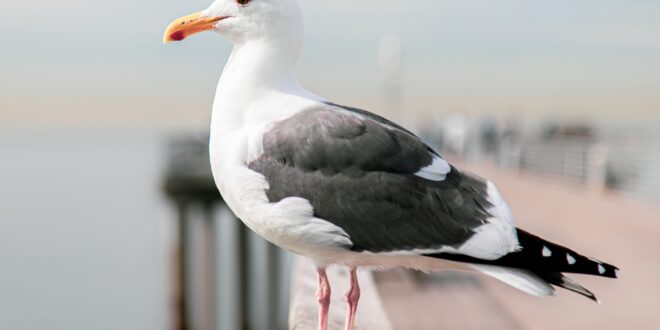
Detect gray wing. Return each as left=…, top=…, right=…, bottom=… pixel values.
left=248, top=103, right=493, bottom=253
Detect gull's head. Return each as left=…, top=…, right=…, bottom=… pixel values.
left=163, top=0, right=303, bottom=44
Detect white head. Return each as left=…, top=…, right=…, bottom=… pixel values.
left=163, top=0, right=303, bottom=46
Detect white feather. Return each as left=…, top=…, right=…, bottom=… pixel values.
left=443, top=181, right=520, bottom=260
left=415, top=156, right=451, bottom=181
left=471, top=264, right=555, bottom=297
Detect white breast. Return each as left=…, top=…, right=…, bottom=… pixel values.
left=208, top=92, right=353, bottom=258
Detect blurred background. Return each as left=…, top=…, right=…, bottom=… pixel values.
left=2, top=0, right=659, bottom=329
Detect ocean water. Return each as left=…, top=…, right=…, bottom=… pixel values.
left=0, top=130, right=171, bottom=330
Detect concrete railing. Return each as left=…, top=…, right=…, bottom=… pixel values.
left=288, top=257, right=392, bottom=330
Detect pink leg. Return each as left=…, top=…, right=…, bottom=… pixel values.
left=344, top=268, right=361, bottom=330
left=316, top=267, right=331, bottom=330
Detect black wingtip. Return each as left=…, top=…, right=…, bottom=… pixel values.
left=595, top=261, right=619, bottom=279
left=538, top=272, right=602, bottom=303
left=512, top=229, right=620, bottom=279
left=585, top=291, right=600, bottom=304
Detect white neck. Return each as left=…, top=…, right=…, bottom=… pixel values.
left=211, top=35, right=311, bottom=128
left=223, top=37, right=302, bottom=90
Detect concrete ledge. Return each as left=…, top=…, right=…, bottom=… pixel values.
left=288, top=257, right=392, bottom=330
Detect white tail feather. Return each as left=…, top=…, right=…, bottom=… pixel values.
left=471, top=264, right=555, bottom=297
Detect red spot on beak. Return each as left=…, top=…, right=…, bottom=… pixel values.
left=170, top=31, right=186, bottom=41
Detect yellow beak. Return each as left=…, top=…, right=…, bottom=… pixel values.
left=163, top=11, right=223, bottom=43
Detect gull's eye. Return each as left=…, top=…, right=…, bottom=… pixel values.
left=237, top=0, right=251, bottom=5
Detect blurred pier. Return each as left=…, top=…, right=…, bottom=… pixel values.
left=162, top=135, right=291, bottom=330
left=162, top=125, right=660, bottom=330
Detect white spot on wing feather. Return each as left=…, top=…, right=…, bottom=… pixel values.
left=567, top=253, right=576, bottom=264
left=542, top=246, right=552, bottom=257
left=415, top=156, right=451, bottom=181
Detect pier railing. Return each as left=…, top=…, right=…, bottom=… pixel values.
left=162, top=135, right=291, bottom=330
left=497, top=134, right=660, bottom=203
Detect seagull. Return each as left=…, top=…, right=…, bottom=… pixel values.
left=163, top=1, right=619, bottom=329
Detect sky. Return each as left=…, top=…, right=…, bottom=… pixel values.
left=1, top=0, right=659, bottom=129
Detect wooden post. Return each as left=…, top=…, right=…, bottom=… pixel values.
left=173, top=201, right=189, bottom=330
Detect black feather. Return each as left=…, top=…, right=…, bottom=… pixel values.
left=425, top=228, right=619, bottom=301
left=427, top=228, right=619, bottom=279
